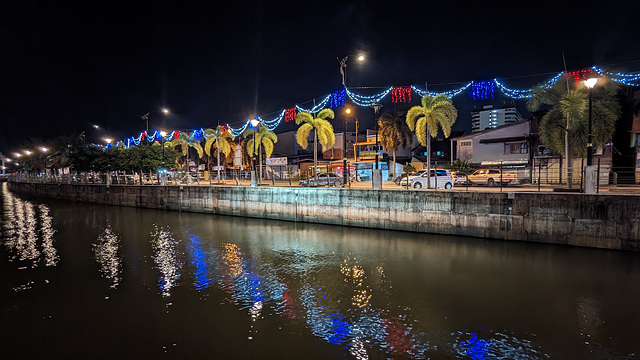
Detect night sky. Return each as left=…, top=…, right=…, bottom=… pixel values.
left=2, top=1, right=639, bottom=154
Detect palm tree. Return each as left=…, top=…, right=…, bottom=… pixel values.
left=377, top=109, right=413, bottom=178
left=242, top=125, right=277, bottom=183
left=168, top=131, right=203, bottom=182
left=527, top=79, right=620, bottom=185
left=406, top=94, right=458, bottom=188
left=295, top=109, right=336, bottom=180
left=204, top=126, right=235, bottom=183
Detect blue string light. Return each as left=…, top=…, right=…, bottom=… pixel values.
left=112, top=66, right=639, bottom=146
left=471, top=81, right=495, bottom=100
left=329, top=89, right=346, bottom=108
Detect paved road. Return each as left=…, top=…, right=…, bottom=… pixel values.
left=181, top=178, right=640, bottom=195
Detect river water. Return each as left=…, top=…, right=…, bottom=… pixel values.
left=1, top=183, right=639, bottom=359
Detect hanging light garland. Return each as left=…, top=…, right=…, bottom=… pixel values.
left=284, top=107, right=297, bottom=122
left=471, top=81, right=495, bottom=100
left=563, top=69, right=594, bottom=83
left=296, top=95, right=331, bottom=114
left=391, top=86, right=412, bottom=103
left=346, top=87, right=392, bottom=106
left=329, top=89, right=346, bottom=108
left=112, top=65, right=638, bottom=147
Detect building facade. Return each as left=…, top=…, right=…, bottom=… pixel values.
left=471, top=105, right=523, bottom=133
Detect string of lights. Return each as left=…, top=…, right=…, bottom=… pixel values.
left=111, top=66, right=637, bottom=148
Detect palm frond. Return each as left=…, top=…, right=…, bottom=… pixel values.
left=296, top=123, right=313, bottom=149
left=295, top=111, right=314, bottom=125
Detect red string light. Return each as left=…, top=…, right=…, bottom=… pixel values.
left=563, top=69, right=594, bottom=83
left=284, top=107, right=297, bottom=122
left=391, top=86, right=412, bottom=103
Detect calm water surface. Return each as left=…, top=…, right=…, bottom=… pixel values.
left=1, top=183, right=639, bottom=359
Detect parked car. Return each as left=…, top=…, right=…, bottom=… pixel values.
left=299, top=172, right=343, bottom=187
left=411, top=169, right=454, bottom=189
left=396, top=170, right=427, bottom=186
left=466, top=169, right=516, bottom=186
left=451, top=171, right=470, bottom=185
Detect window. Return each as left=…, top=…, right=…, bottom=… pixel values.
left=504, top=142, right=528, bottom=154
left=460, top=141, right=472, bottom=147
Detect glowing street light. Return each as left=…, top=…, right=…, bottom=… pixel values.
left=140, top=108, right=170, bottom=133
left=584, top=77, right=598, bottom=166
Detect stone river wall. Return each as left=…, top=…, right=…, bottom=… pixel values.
left=8, top=182, right=640, bottom=251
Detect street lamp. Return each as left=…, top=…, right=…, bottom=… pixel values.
left=160, top=131, right=167, bottom=185
left=584, top=77, right=598, bottom=166
left=344, top=108, right=353, bottom=185
left=338, top=54, right=365, bottom=87
left=372, top=104, right=383, bottom=170
left=250, top=118, right=260, bottom=187
left=139, top=108, right=170, bottom=133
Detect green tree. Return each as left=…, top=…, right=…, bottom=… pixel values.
left=295, top=109, right=335, bottom=178
left=406, top=94, right=458, bottom=187
left=243, top=125, right=277, bottom=183
left=377, top=109, right=413, bottom=177
left=204, top=126, right=235, bottom=183
left=527, top=79, right=620, bottom=185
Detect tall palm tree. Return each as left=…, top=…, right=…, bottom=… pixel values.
left=377, top=109, right=413, bottom=178
left=406, top=94, right=458, bottom=188
left=242, top=125, right=277, bottom=183
left=527, top=79, right=619, bottom=185
left=295, top=109, right=335, bottom=179
left=168, top=131, right=203, bottom=181
left=204, top=126, right=235, bottom=183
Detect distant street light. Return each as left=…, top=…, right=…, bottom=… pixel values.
left=584, top=77, right=598, bottom=166
left=139, top=108, right=170, bottom=133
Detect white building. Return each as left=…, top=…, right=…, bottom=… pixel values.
left=471, top=105, right=523, bottom=133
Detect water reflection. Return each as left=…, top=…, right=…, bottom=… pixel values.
left=2, top=186, right=640, bottom=359
left=151, top=225, right=182, bottom=296
left=1, top=184, right=57, bottom=269
left=93, top=225, right=122, bottom=289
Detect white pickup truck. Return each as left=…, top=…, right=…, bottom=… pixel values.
left=466, top=169, right=516, bottom=186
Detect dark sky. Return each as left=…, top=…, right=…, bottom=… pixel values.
left=2, top=1, right=639, bottom=154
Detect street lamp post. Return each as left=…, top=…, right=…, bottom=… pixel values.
left=584, top=78, right=598, bottom=166
left=160, top=131, right=167, bottom=185
left=139, top=108, right=170, bottom=134
left=372, top=104, right=383, bottom=170
left=338, top=54, right=365, bottom=87
left=344, top=108, right=352, bottom=185
left=105, top=138, right=112, bottom=185
left=250, top=118, right=260, bottom=187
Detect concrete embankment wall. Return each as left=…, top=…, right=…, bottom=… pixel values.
left=8, top=182, right=640, bottom=251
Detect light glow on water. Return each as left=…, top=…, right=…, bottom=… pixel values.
left=1, top=183, right=640, bottom=359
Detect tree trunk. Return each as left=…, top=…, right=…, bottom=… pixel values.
left=259, top=145, right=263, bottom=184
left=565, top=127, right=572, bottom=187
left=217, top=148, right=222, bottom=184
left=426, top=124, right=431, bottom=188
left=392, top=148, right=397, bottom=178
left=313, top=129, right=318, bottom=182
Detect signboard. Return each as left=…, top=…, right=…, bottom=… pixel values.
left=266, top=157, right=287, bottom=166
left=358, top=150, right=382, bottom=160
left=233, top=144, right=242, bottom=167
